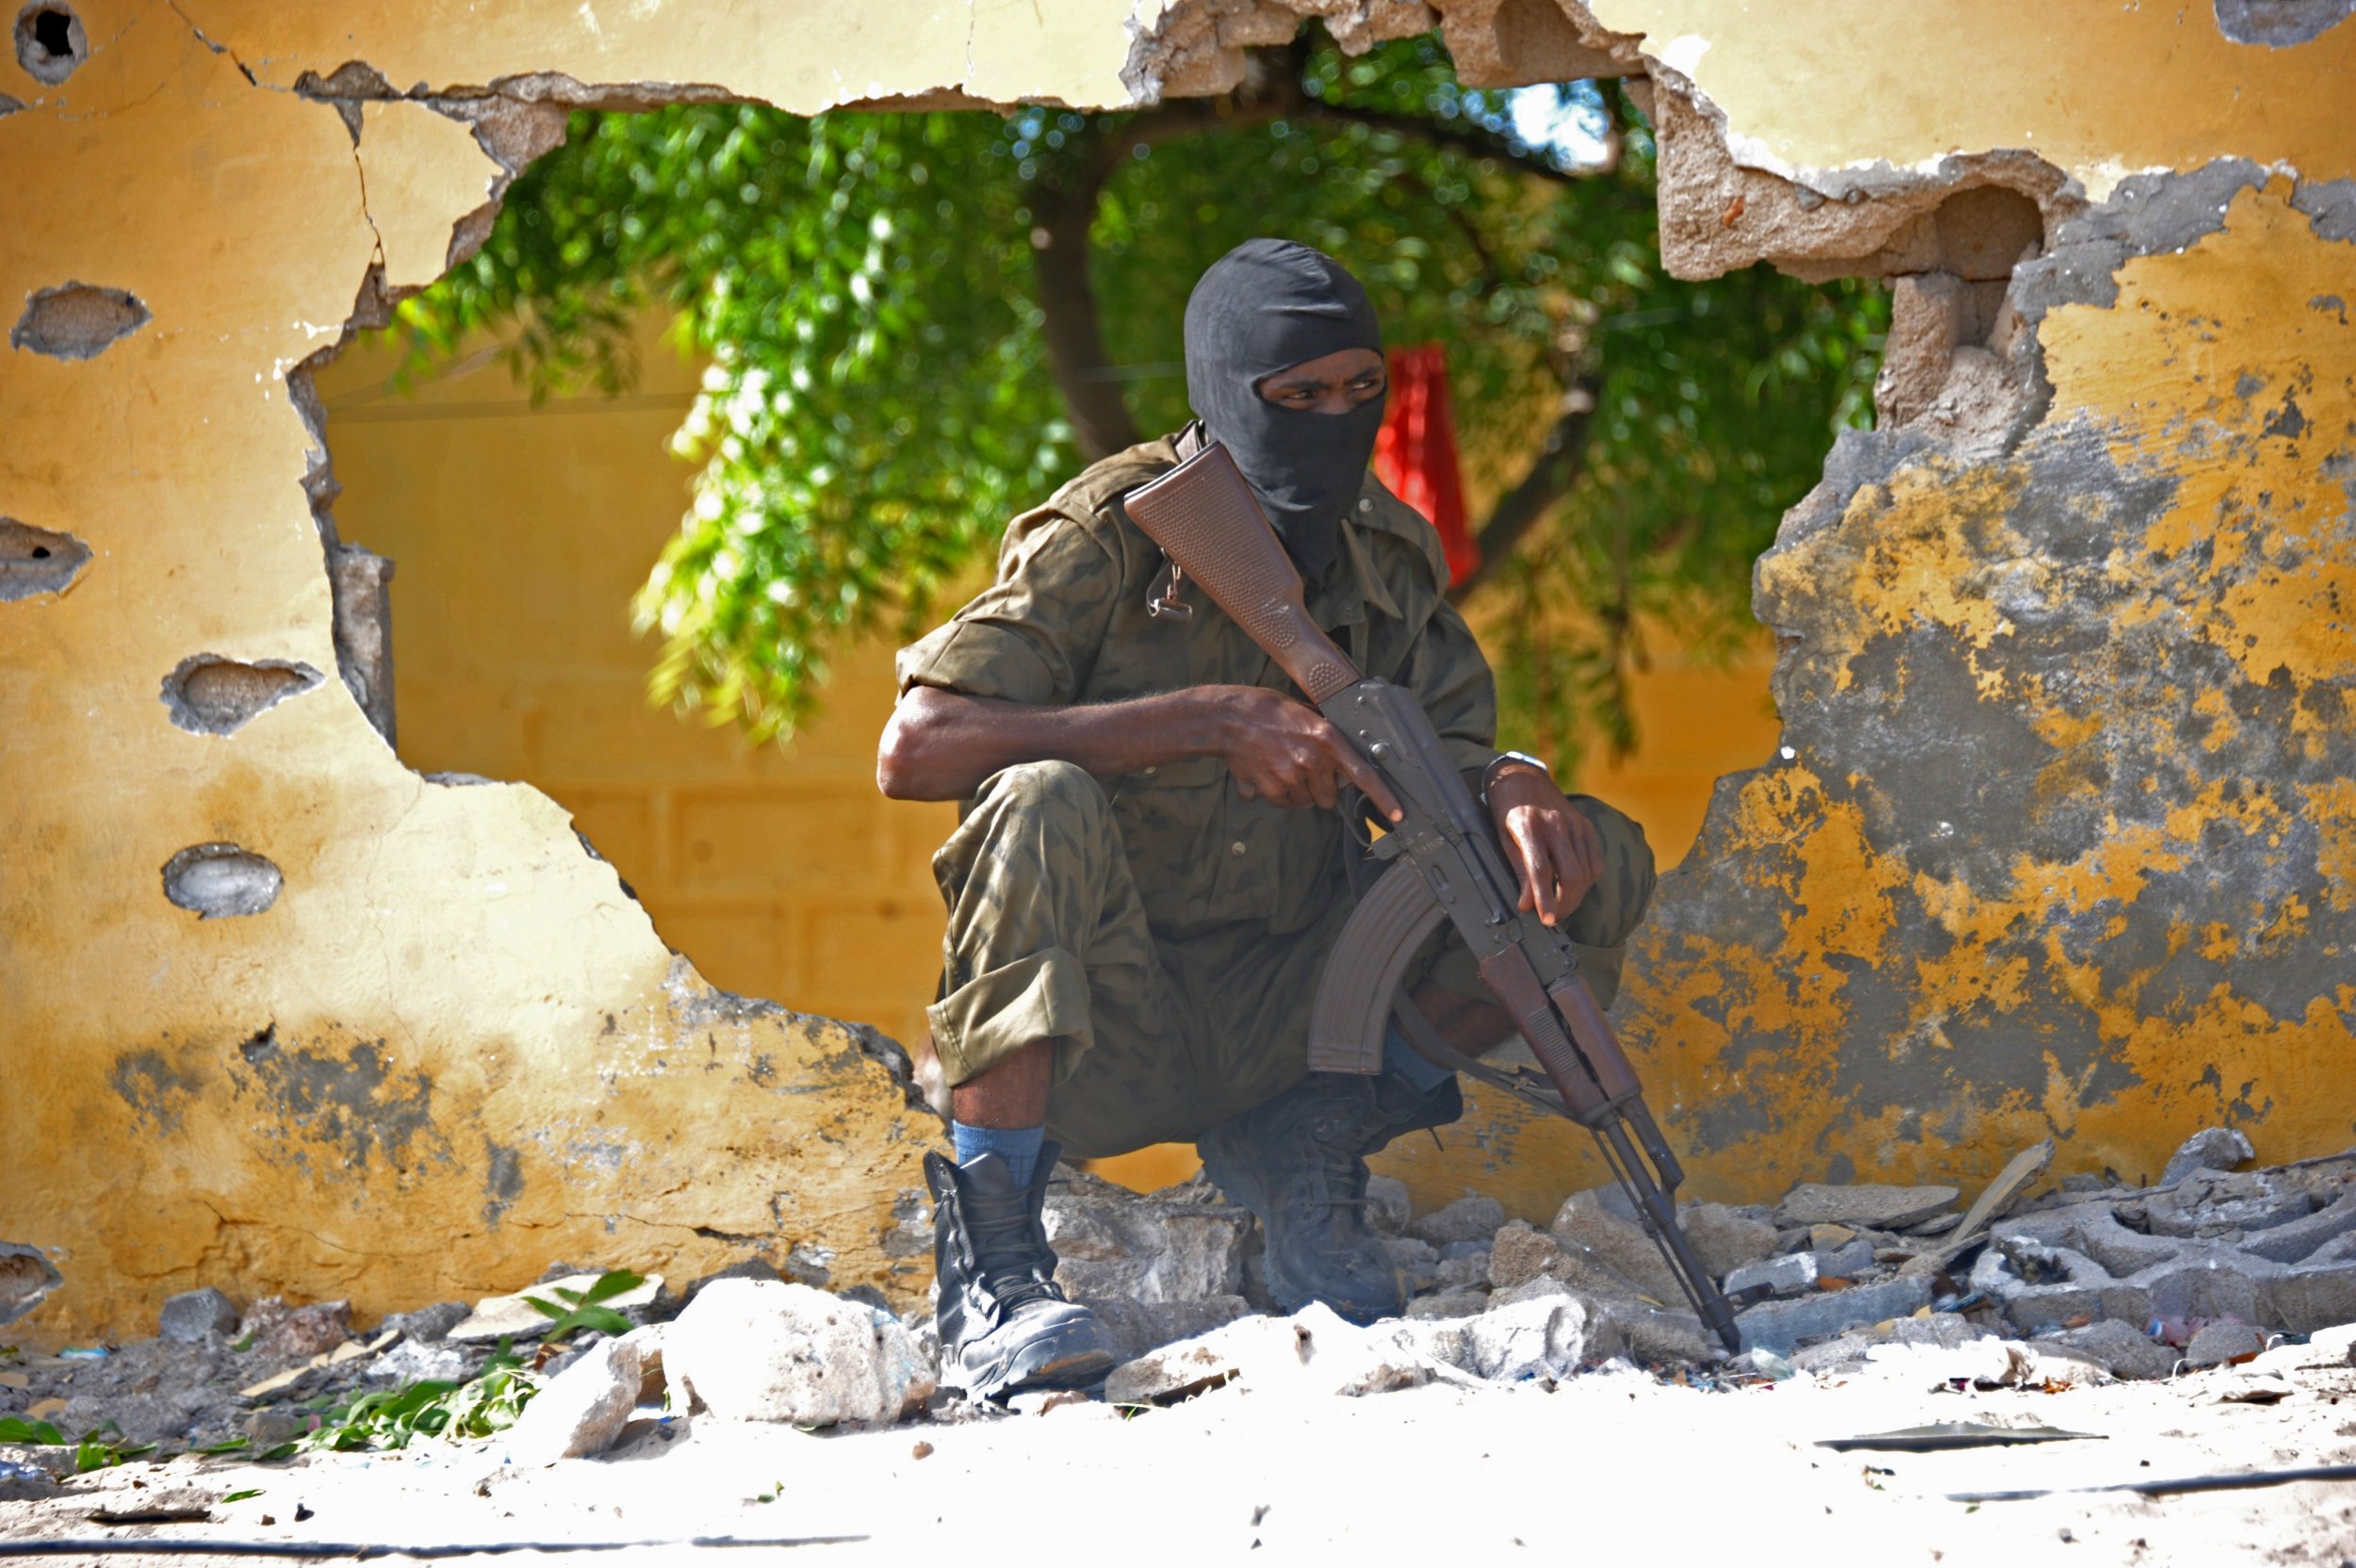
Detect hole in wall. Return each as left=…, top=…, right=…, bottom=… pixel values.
left=0, top=1241, right=64, bottom=1328
left=161, top=842, right=284, bottom=920
left=289, top=45, right=1883, bottom=1168
left=0, top=515, right=90, bottom=599
left=12, top=1, right=84, bottom=86
left=10, top=281, right=151, bottom=360
left=159, top=654, right=325, bottom=736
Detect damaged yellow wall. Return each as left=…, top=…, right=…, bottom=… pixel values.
left=313, top=327, right=959, bottom=1054
left=5, top=0, right=2352, bottom=1342
left=311, top=319, right=1781, bottom=1203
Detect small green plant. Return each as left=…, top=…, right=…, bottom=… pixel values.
left=0, top=1416, right=155, bottom=1472
left=221, top=1489, right=264, bottom=1504
left=522, top=1269, right=645, bottom=1344
left=283, top=1344, right=541, bottom=1457
left=74, top=1422, right=155, bottom=1472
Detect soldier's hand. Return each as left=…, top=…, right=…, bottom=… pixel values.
left=1206, top=686, right=1402, bottom=820
left=1487, top=764, right=1601, bottom=926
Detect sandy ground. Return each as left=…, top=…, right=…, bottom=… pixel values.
left=4, top=1347, right=2352, bottom=1568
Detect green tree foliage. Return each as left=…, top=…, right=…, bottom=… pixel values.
left=399, top=33, right=1882, bottom=760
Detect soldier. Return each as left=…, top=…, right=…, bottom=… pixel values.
left=878, top=238, right=1655, bottom=1400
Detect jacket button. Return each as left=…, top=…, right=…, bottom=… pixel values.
left=1229, top=841, right=1248, bottom=857
left=1358, top=498, right=1374, bottom=513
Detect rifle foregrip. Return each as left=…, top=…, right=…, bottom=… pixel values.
left=1121, top=444, right=1361, bottom=704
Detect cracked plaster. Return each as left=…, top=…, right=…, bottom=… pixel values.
left=4, top=0, right=2353, bottom=1337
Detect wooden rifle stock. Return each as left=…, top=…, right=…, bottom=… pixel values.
left=1121, top=443, right=1361, bottom=703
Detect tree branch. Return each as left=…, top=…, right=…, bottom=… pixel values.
left=1448, top=371, right=1602, bottom=602
left=1027, top=125, right=1141, bottom=461
left=1299, top=100, right=1599, bottom=191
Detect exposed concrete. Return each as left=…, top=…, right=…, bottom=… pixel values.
left=1619, top=168, right=2356, bottom=1194
left=8, top=281, right=148, bottom=360
left=0, top=517, right=88, bottom=601
left=1644, top=64, right=2076, bottom=286
left=158, top=654, right=324, bottom=736
left=158, top=843, right=284, bottom=920
left=1971, top=1159, right=2356, bottom=1335
left=0, top=1241, right=63, bottom=1328
left=1431, top=0, right=1628, bottom=89
left=2214, top=0, right=2356, bottom=46
left=327, top=544, right=398, bottom=745
left=10, top=2, right=83, bottom=86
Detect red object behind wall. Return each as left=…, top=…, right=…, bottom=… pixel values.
left=1372, top=343, right=1479, bottom=588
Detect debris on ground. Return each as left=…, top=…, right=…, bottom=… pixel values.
left=2, top=1128, right=2351, bottom=1485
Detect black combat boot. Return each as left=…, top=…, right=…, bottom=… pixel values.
left=1196, top=1072, right=1464, bottom=1326
left=925, top=1144, right=1116, bottom=1401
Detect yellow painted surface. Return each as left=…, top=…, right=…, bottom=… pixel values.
left=1587, top=0, right=2356, bottom=198
left=1602, top=180, right=2356, bottom=1204
left=314, top=323, right=959, bottom=1054
left=0, top=4, right=943, bottom=1348
left=176, top=0, right=1140, bottom=111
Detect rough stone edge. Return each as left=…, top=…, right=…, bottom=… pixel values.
left=157, top=653, right=326, bottom=736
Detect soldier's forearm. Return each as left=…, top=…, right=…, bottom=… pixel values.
left=875, top=685, right=1228, bottom=801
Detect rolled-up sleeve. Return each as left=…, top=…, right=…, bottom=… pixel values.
left=894, top=510, right=1121, bottom=706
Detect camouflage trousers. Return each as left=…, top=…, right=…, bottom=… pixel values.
left=924, top=760, right=1656, bottom=1159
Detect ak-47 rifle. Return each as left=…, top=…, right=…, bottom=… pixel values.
left=1123, top=439, right=1744, bottom=1357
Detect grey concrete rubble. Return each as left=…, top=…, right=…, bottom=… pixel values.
left=1725, top=1252, right=1818, bottom=1300
left=1777, top=1183, right=1960, bottom=1230
left=2160, top=1125, right=2256, bottom=1188
left=665, top=1279, right=932, bottom=1428
left=0, top=1243, right=63, bottom=1329
left=1965, top=1153, right=2356, bottom=1339
left=1410, top=1195, right=1508, bottom=1248
left=5, top=1142, right=2353, bottom=1476
left=500, top=1336, right=644, bottom=1465
left=1044, top=1167, right=1249, bottom=1301
left=157, top=1288, right=240, bottom=1344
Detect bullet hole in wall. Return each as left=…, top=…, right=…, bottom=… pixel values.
left=10, top=281, right=152, bottom=360
left=160, top=654, right=326, bottom=736
left=12, top=3, right=85, bottom=86
left=0, top=516, right=90, bottom=600
left=161, top=843, right=285, bottom=920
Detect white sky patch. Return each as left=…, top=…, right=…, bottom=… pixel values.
left=1656, top=33, right=1711, bottom=80
left=1507, top=85, right=1614, bottom=171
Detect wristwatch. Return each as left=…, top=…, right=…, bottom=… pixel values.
left=1480, top=750, right=1553, bottom=808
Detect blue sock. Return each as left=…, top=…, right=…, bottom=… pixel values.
left=954, top=1121, right=1046, bottom=1187
left=1383, top=1021, right=1457, bottom=1094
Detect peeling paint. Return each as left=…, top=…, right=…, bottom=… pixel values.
left=1612, top=177, right=2356, bottom=1200
left=4, top=0, right=2348, bottom=1336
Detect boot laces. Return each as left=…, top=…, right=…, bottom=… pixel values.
left=965, top=1203, right=1064, bottom=1312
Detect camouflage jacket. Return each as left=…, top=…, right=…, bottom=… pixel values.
left=895, top=432, right=1503, bottom=941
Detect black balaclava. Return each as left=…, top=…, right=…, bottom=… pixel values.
left=1183, top=238, right=1384, bottom=580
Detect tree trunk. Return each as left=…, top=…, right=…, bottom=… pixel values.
left=1027, top=152, right=1139, bottom=463
left=1449, top=374, right=1603, bottom=602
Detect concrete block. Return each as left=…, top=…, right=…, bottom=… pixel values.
left=667, top=1279, right=932, bottom=1428
left=1412, top=1196, right=1507, bottom=1248
left=158, top=1287, right=239, bottom=1344
left=1733, top=1277, right=1935, bottom=1356
left=1777, top=1183, right=1958, bottom=1230
left=501, top=1334, right=643, bottom=1464
left=1680, top=1203, right=1779, bottom=1280
left=2161, top=1127, right=2255, bottom=1187
left=1725, top=1252, right=1817, bottom=1299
